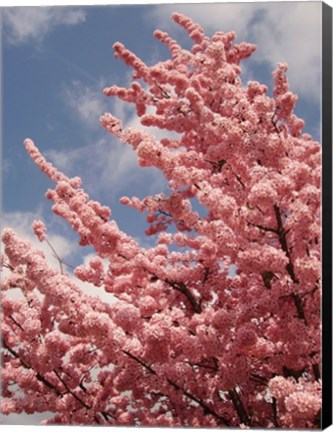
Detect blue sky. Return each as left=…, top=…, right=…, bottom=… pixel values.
left=1, top=2, right=323, bottom=266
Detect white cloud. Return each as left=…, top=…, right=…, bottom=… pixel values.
left=44, top=136, right=138, bottom=192
left=2, top=6, right=86, bottom=46
left=250, top=2, right=321, bottom=100
left=148, top=2, right=322, bottom=101
left=151, top=2, right=261, bottom=38
left=45, top=133, right=165, bottom=198
left=62, top=80, right=108, bottom=129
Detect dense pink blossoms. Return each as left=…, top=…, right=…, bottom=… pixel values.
left=1, top=13, right=321, bottom=428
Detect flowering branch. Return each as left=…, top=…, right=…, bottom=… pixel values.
left=123, top=350, right=230, bottom=426
left=2, top=339, right=62, bottom=397
left=165, top=280, right=202, bottom=313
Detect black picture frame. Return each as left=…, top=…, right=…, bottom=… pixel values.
left=322, top=1, right=333, bottom=429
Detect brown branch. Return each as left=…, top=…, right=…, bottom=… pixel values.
left=249, top=222, right=278, bottom=234
left=253, top=206, right=307, bottom=324
left=282, top=366, right=306, bottom=380
left=312, top=363, right=321, bottom=381
left=53, top=369, right=103, bottom=425
left=166, top=378, right=230, bottom=425
left=9, top=315, right=25, bottom=332
left=147, top=270, right=202, bottom=314
left=45, top=237, right=64, bottom=274
left=158, top=209, right=172, bottom=218
left=273, top=205, right=297, bottom=282
left=249, top=372, right=268, bottom=386
left=271, top=112, right=281, bottom=135
left=166, top=280, right=202, bottom=313
left=53, top=369, right=92, bottom=410
left=204, top=159, right=226, bottom=173
left=123, top=350, right=156, bottom=375
left=2, top=262, right=14, bottom=271
left=235, top=173, right=245, bottom=189
left=2, top=340, right=62, bottom=397
left=58, top=366, right=115, bottom=423
left=273, top=204, right=306, bottom=322
left=261, top=271, right=278, bottom=289
left=228, top=387, right=251, bottom=426
left=202, top=267, right=210, bottom=285
left=3, top=339, right=113, bottom=424
left=300, top=284, right=320, bottom=300
left=272, top=397, right=279, bottom=427
left=123, top=350, right=230, bottom=426
left=154, top=81, right=170, bottom=99
left=291, top=293, right=305, bottom=321
left=186, top=359, right=218, bottom=372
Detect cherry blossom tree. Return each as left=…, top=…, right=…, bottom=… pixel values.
left=1, top=13, right=321, bottom=428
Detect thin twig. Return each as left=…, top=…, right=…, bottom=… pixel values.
left=45, top=237, right=64, bottom=274
left=9, top=315, right=24, bottom=332
left=53, top=369, right=92, bottom=410
left=45, top=237, right=75, bottom=273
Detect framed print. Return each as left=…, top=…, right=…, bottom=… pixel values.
left=1, top=1, right=332, bottom=429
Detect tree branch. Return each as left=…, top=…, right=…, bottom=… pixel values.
left=123, top=350, right=230, bottom=426
left=3, top=338, right=114, bottom=424
left=166, top=280, right=202, bottom=313
left=273, top=204, right=306, bottom=322
left=249, top=222, right=278, bottom=234
left=312, top=363, right=321, bottom=381
left=2, top=339, right=62, bottom=397
left=272, top=397, right=279, bottom=427
left=45, top=237, right=74, bottom=273
left=228, top=388, right=251, bottom=426
left=9, top=315, right=25, bottom=332
left=57, top=366, right=115, bottom=423
left=53, top=369, right=92, bottom=411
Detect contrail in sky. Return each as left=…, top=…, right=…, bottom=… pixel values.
left=41, top=46, right=101, bottom=86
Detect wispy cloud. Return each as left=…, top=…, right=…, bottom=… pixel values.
left=148, top=2, right=321, bottom=101
left=62, top=80, right=108, bottom=129
left=45, top=134, right=165, bottom=199
left=1, top=158, right=13, bottom=177
left=250, top=3, right=321, bottom=100
left=2, top=6, right=86, bottom=46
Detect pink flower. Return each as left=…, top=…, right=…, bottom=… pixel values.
left=113, top=302, right=140, bottom=333
left=32, top=220, right=47, bottom=242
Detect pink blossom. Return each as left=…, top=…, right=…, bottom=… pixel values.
left=113, top=302, right=140, bottom=333
left=32, top=220, right=47, bottom=242
left=268, top=376, right=296, bottom=399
